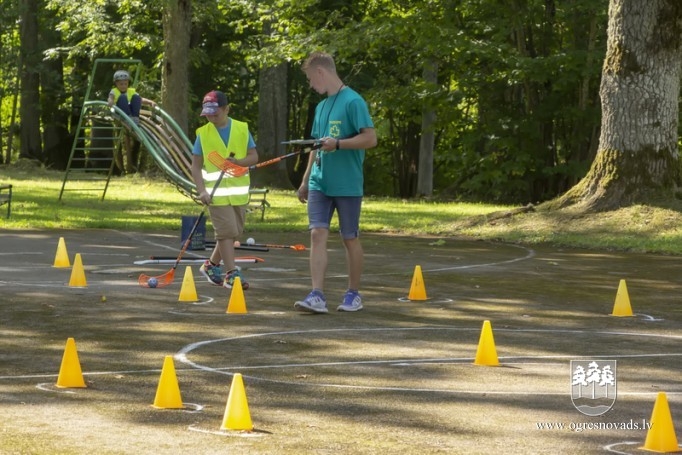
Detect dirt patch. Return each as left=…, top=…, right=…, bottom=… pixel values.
left=0, top=229, right=680, bottom=454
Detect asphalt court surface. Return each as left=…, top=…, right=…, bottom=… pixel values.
left=1, top=228, right=681, bottom=454
left=0, top=228, right=537, bottom=301
left=2, top=228, right=681, bottom=379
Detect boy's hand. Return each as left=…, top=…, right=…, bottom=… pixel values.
left=198, top=190, right=212, bottom=205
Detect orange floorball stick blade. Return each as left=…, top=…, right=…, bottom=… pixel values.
left=138, top=270, right=175, bottom=288
left=207, top=151, right=248, bottom=177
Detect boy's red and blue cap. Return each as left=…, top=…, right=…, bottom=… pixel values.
left=200, top=90, right=228, bottom=116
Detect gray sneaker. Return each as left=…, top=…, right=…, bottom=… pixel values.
left=294, top=290, right=328, bottom=314
left=337, top=290, right=363, bottom=312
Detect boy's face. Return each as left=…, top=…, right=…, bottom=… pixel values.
left=114, top=80, right=130, bottom=91
left=205, top=106, right=229, bottom=126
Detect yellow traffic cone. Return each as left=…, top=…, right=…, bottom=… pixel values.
left=68, top=253, right=87, bottom=287
left=611, top=279, right=633, bottom=317
left=408, top=265, right=428, bottom=300
left=53, top=237, right=70, bottom=268
left=178, top=266, right=198, bottom=302
left=641, top=392, right=680, bottom=453
left=152, top=356, right=184, bottom=409
left=56, top=337, right=86, bottom=388
left=227, top=277, right=247, bottom=314
left=220, top=373, right=253, bottom=431
left=474, top=320, right=499, bottom=366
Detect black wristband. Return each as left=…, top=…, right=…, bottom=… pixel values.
left=336, top=139, right=340, bottom=150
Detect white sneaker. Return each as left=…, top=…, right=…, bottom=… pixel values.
left=337, top=290, right=363, bottom=312
left=294, top=290, right=328, bottom=314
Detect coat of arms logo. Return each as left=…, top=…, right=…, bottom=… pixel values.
left=570, top=360, right=617, bottom=416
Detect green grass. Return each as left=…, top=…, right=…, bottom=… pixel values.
left=0, top=164, right=509, bottom=234
left=4, top=163, right=682, bottom=254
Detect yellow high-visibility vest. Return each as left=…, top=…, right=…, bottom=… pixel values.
left=112, top=87, right=137, bottom=103
left=197, top=119, right=250, bottom=206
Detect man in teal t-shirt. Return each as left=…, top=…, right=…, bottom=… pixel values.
left=294, top=51, right=378, bottom=315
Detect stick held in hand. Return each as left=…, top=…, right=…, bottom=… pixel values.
left=208, top=140, right=323, bottom=176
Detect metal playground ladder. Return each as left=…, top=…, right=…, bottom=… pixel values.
left=58, top=58, right=142, bottom=201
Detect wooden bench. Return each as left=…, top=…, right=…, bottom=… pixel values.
left=247, top=188, right=270, bottom=220
left=0, top=184, right=12, bottom=219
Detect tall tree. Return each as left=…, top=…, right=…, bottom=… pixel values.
left=18, top=0, right=42, bottom=160
left=555, top=0, right=682, bottom=211
left=1, top=0, right=21, bottom=165
left=41, top=8, right=71, bottom=170
left=255, top=62, right=289, bottom=188
left=162, top=0, right=191, bottom=135
left=417, top=59, right=437, bottom=197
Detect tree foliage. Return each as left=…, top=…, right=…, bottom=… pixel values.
left=2, top=0, right=655, bottom=207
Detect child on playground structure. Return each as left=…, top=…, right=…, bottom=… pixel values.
left=107, top=69, right=154, bottom=124
left=191, top=90, right=259, bottom=290
left=107, top=69, right=154, bottom=173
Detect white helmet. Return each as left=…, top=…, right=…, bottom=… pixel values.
left=113, top=70, right=130, bottom=82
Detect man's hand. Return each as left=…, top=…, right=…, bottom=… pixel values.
left=320, top=136, right=336, bottom=151
left=297, top=185, right=309, bottom=203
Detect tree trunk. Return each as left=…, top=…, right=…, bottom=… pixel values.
left=555, top=0, right=682, bottom=211
left=417, top=60, right=437, bottom=198
left=4, top=50, right=21, bottom=165
left=255, top=62, right=289, bottom=188
left=19, top=0, right=42, bottom=161
left=162, top=0, right=191, bottom=136
left=40, top=11, right=71, bottom=170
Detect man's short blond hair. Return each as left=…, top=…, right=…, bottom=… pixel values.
left=302, top=51, right=337, bottom=73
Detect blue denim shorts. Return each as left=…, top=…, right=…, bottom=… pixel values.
left=307, top=190, right=362, bottom=239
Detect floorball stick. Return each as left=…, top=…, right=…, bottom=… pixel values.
left=137, top=159, right=226, bottom=288
left=247, top=242, right=306, bottom=251
left=134, top=256, right=264, bottom=265
left=208, top=140, right=322, bottom=177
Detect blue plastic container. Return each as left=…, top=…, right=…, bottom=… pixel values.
left=180, top=215, right=207, bottom=250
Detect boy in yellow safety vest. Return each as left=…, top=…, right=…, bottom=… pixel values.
left=190, top=90, right=259, bottom=290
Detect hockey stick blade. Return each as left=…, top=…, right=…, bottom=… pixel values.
left=207, top=152, right=249, bottom=177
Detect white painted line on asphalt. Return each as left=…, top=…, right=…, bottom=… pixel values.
left=173, top=327, right=682, bottom=396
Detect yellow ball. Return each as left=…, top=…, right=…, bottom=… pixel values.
left=101, top=295, right=107, bottom=302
